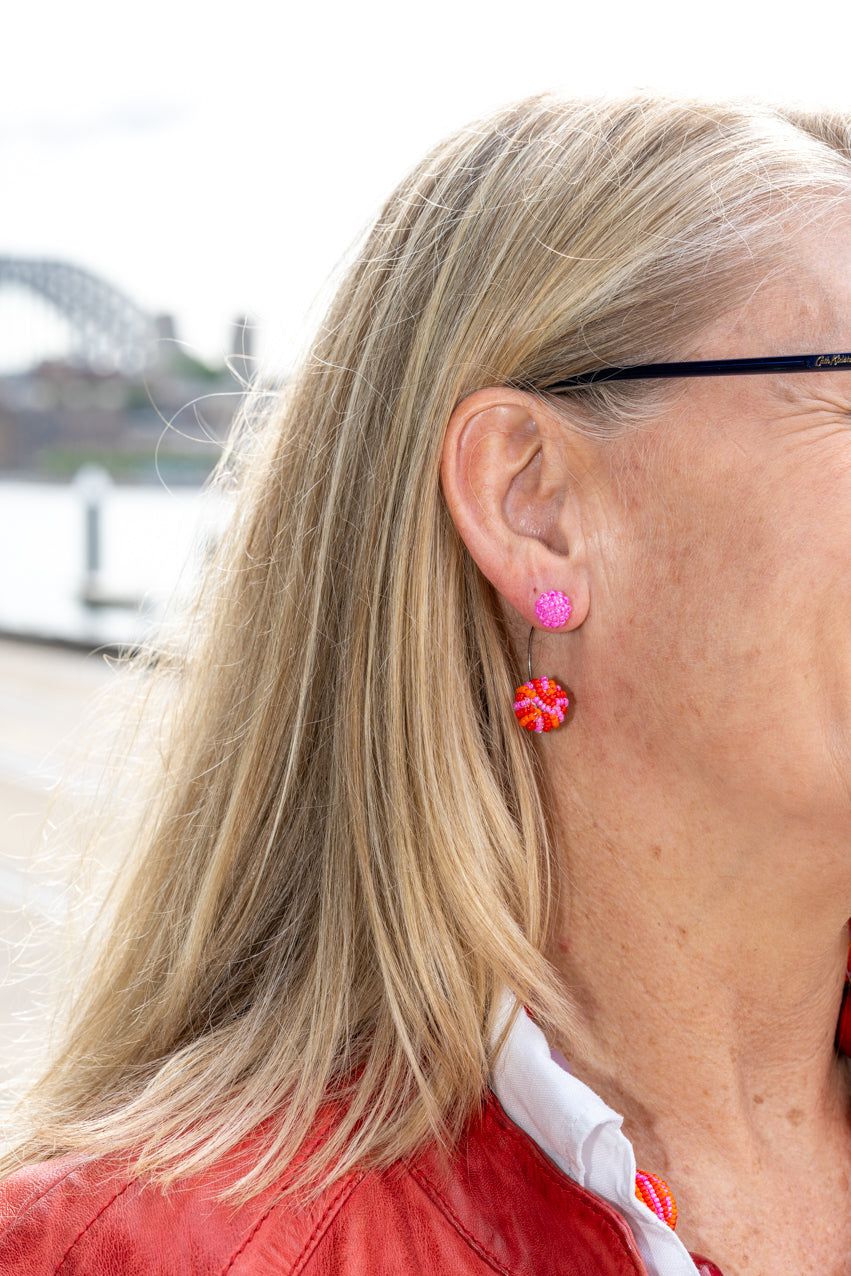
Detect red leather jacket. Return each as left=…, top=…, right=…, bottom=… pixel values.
left=0, top=1092, right=720, bottom=1275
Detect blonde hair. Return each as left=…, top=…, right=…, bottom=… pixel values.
left=5, top=94, right=851, bottom=1198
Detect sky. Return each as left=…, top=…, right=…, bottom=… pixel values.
left=3, top=0, right=850, bottom=375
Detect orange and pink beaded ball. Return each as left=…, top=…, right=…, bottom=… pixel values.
left=513, top=677, right=569, bottom=733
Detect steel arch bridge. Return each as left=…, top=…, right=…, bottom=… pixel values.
left=0, top=256, right=158, bottom=375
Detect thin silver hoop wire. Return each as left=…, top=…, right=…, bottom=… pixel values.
left=526, top=627, right=535, bottom=681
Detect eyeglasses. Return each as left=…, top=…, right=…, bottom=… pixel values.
left=546, top=352, right=851, bottom=389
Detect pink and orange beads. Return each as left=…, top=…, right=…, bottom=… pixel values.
left=635, top=1169, right=678, bottom=1231
left=513, top=677, right=569, bottom=733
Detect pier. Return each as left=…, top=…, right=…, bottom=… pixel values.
left=0, top=638, right=113, bottom=1089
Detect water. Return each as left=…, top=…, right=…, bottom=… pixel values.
left=0, top=478, right=229, bottom=647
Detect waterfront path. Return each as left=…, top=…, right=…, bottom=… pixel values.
left=0, top=638, right=114, bottom=1091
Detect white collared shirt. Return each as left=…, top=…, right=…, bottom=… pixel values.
left=490, top=995, right=700, bottom=1276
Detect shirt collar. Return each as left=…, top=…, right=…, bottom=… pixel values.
left=490, top=992, right=700, bottom=1276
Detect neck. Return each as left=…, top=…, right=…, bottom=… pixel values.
left=544, top=739, right=851, bottom=1184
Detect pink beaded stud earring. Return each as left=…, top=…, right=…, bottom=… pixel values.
left=513, top=592, right=571, bottom=733
left=534, top=589, right=572, bottom=629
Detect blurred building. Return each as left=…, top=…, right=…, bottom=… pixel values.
left=0, top=256, right=254, bottom=484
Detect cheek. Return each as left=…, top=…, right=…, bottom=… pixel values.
left=586, top=458, right=851, bottom=819
left=577, top=405, right=851, bottom=821
left=589, top=470, right=808, bottom=749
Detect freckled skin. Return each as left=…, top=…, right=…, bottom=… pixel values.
left=539, top=209, right=851, bottom=1276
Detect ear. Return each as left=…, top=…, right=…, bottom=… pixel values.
left=440, top=387, right=592, bottom=628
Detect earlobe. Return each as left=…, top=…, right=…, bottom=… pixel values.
left=440, top=387, right=591, bottom=629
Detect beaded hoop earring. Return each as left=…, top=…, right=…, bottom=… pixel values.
left=838, top=981, right=851, bottom=1056
left=836, top=930, right=851, bottom=1055
left=513, top=623, right=570, bottom=734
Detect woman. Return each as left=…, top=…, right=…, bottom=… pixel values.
left=2, top=93, right=851, bottom=1276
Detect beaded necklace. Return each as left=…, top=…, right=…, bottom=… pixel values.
left=635, top=1160, right=721, bottom=1275
left=634, top=1168, right=677, bottom=1228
